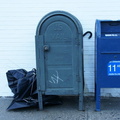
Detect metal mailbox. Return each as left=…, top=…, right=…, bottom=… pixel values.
left=95, top=20, right=120, bottom=111
left=35, top=11, right=84, bottom=110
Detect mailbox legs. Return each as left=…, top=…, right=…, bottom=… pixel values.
left=79, top=94, right=84, bottom=111
left=95, top=86, right=101, bottom=111
left=38, top=92, right=43, bottom=110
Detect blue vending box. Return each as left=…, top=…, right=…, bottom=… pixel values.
left=95, top=20, right=120, bottom=111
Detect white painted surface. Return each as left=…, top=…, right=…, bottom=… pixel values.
left=0, top=0, right=120, bottom=96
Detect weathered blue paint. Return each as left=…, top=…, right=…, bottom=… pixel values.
left=95, top=20, right=120, bottom=111
left=35, top=11, right=84, bottom=110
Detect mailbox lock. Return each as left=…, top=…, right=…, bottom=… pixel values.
left=44, top=45, right=50, bottom=51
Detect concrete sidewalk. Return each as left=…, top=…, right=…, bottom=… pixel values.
left=0, top=96, right=120, bottom=120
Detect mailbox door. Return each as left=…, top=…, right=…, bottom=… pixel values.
left=38, top=15, right=81, bottom=95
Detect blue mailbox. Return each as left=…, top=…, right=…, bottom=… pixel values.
left=35, top=11, right=84, bottom=110
left=95, top=20, right=120, bottom=111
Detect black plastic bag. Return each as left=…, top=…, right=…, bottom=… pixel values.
left=6, top=68, right=62, bottom=110
left=6, top=69, right=37, bottom=110
left=6, top=69, right=27, bottom=94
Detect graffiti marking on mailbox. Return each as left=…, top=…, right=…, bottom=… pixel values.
left=49, top=71, right=64, bottom=84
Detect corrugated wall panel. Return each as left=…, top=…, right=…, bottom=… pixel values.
left=0, top=0, right=120, bottom=96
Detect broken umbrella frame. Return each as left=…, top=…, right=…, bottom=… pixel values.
left=6, top=69, right=62, bottom=110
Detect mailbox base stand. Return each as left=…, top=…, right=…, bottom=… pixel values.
left=38, top=92, right=43, bottom=110
left=95, top=87, right=101, bottom=111
left=38, top=94, right=84, bottom=111
left=79, top=94, right=84, bottom=111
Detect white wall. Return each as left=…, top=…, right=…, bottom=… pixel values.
left=0, top=0, right=120, bottom=96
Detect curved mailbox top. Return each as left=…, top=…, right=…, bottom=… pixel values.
left=36, top=11, right=83, bottom=36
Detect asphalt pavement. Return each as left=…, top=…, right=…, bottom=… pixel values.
left=0, top=96, right=120, bottom=120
